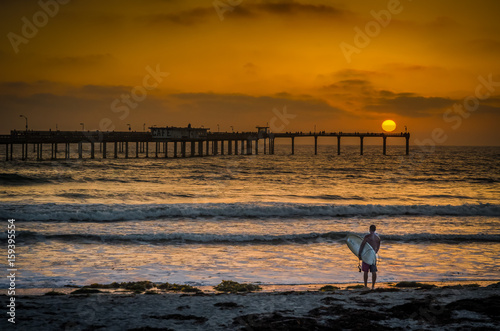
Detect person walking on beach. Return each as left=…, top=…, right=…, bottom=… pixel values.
left=358, top=225, right=380, bottom=289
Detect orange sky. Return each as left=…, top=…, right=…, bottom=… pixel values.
left=1, top=0, right=499, bottom=145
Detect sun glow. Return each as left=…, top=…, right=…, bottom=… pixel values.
left=382, top=120, right=396, bottom=132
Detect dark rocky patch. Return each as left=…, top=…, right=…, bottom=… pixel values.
left=387, top=296, right=446, bottom=323
left=147, top=314, right=207, bottom=324
left=44, top=290, right=66, bottom=296
left=350, top=296, right=378, bottom=307
left=445, top=295, right=499, bottom=321
left=441, top=284, right=480, bottom=290
left=128, top=327, right=174, bottom=331
left=214, top=301, right=243, bottom=309
left=71, top=288, right=102, bottom=294
left=320, top=296, right=343, bottom=305
left=176, top=305, right=190, bottom=311
left=361, top=288, right=401, bottom=294
left=233, top=312, right=331, bottom=331
left=394, top=281, right=436, bottom=289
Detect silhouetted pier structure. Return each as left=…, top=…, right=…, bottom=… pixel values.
left=0, top=128, right=410, bottom=161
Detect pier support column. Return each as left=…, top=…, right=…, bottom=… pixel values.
left=360, top=136, right=364, bottom=155
left=255, top=139, right=258, bottom=155
left=145, top=142, right=149, bottom=158
left=314, top=136, right=318, bottom=155
left=125, top=142, right=129, bottom=158
left=103, top=142, right=107, bottom=158
left=337, top=136, right=341, bottom=155
left=198, top=141, right=203, bottom=156
left=36, top=143, right=42, bottom=160
left=155, top=142, right=158, bottom=158
left=234, top=140, right=238, bottom=155
left=54, top=143, right=58, bottom=160
left=174, top=141, right=178, bottom=157
left=191, top=141, right=195, bottom=157
left=78, top=142, right=83, bottom=159
left=291, top=137, right=294, bottom=155
left=264, top=138, right=267, bottom=155
left=406, top=135, right=410, bottom=155
left=205, top=140, right=209, bottom=156
left=91, top=142, right=95, bottom=159
left=247, top=139, right=252, bottom=155
left=5, top=144, right=8, bottom=161
left=228, top=140, right=232, bottom=155
left=21, top=143, right=25, bottom=160
left=221, top=140, right=224, bottom=155
left=383, top=136, right=387, bottom=155
left=10, top=144, right=13, bottom=161
left=181, top=141, right=186, bottom=157
left=164, top=142, right=168, bottom=158
left=241, top=140, right=245, bottom=155
left=114, top=142, right=118, bottom=158
left=136, top=142, right=139, bottom=158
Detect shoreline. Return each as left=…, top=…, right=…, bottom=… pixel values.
left=1, top=280, right=499, bottom=330
left=2, top=279, right=499, bottom=296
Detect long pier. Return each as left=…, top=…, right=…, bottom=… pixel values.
left=0, top=129, right=410, bottom=161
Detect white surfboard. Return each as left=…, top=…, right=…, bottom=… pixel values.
left=346, top=234, right=377, bottom=265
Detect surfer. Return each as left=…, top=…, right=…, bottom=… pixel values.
left=358, top=225, right=380, bottom=289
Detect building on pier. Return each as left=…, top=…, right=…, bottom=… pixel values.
left=150, top=125, right=209, bottom=139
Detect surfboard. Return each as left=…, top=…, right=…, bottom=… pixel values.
left=346, top=234, right=377, bottom=265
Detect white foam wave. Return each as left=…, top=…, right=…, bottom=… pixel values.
left=0, top=202, right=498, bottom=222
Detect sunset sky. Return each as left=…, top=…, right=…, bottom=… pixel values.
left=1, top=0, right=499, bottom=145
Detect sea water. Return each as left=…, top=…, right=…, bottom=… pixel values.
left=0, top=144, right=499, bottom=288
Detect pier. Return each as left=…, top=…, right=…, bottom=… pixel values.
left=0, top=128, right=410, bottom=161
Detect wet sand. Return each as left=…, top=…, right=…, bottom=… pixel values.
left=1, top=281, right=499, bottom=330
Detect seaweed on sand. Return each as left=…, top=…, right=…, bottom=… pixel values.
left=214, top=280, right=262, bottom=293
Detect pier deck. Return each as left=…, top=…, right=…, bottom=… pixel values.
left=0, top=130, right=410, bottom=161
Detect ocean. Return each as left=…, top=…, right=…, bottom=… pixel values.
left=0, top=144, right=499, bottom=288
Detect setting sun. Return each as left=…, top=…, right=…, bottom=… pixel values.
left=382, top=120, right=396, bottom=132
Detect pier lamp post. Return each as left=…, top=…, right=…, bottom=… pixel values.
left=80, top=123, right=84, bottom=130
left=217, top=124, right=220, bottom=132
left=143, top=123, right=146, bottom=131
left=19, top=115, right=28, bottom=132
left=127, top=124, right=131, bottom=131
left=230, top=126, right=234, bottom=133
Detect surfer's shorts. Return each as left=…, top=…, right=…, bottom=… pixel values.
left=362, top=262, right=377, bottom=273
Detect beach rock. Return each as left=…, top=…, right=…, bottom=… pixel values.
left=445, top=295, right=500, bottom=321
left=214, top=301, right=243, bottom=309
left=233, top=312, right=330, bottom=331
left=147, top=314, right=207, bottom=324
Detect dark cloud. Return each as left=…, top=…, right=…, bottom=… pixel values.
left=256, top=2, right=343, bottom=16
left=365, top=95, right=454, bottom=117
left=144, top=1, right=345, bottom=26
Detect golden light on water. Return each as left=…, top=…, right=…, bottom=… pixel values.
left=382, top=120, right=396, bottom=132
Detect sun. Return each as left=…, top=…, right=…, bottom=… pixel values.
left=382, top=120, right=396, bottom=132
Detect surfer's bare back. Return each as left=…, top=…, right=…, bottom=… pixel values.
left=359, top=225, right=381, bottom=289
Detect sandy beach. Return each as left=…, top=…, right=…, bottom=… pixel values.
left=2, top=281, right=499, bottom=330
